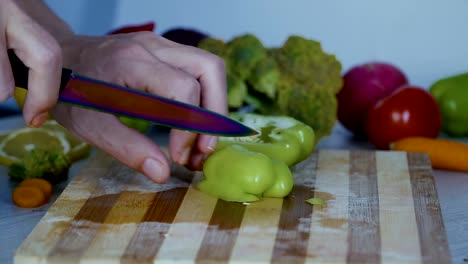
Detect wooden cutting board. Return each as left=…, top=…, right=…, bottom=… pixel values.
left=15, top=150, right=451, bottom=264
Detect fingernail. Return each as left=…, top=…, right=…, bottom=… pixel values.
left=206, top=137, right=218, bottom=152
left=142, top=158, right=165, bottom=182
left=30, top=112, right=49, bottom=128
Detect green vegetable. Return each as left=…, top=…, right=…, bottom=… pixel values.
left=198, top=34, right=342, bottom=142
left=119, top=116, right=151, bottom=133
left=8, top=148, right=71, bottom=184
left=305, top=197, right=326, bottom=206
left=217, top=114, right=315, bottom=166
left=198, top=145, right=293, bottom=202
left=226, top=34, right=267, bottom=80
left=271, top=36, right=342, bottom=140
left=430, top=73, right=468, bottom=137
left=197, top=37, right=226, bottom=57
left=226, top=72, right=247, bottom=108
left=246, top=56, right=279, bottom=100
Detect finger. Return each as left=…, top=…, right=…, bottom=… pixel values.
left=116, top=59, right=203, bottom=165
left=186, top=149, right=209, bottom=172
left=148, top=44, right=228, bottom=153
left=145, top=43, right=228, bottom=114
left=6, top=12, right=62, bottom=127
left=52, top=105, right=172, bottom=183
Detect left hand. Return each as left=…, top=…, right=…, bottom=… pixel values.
left=51, top=32, right=227, bottom=183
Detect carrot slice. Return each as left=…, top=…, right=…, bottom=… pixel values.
left=12, top=186, right=46, bottom=208
left=19, top=179, right=53, bottom=201
left=390, top=137, right=468, bottom=172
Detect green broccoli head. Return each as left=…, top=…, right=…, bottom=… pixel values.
left=276, top=77, right=338, bottom=141
left=226, top=34, right=267, bottom=80
left=269, top=35, right=343, bottom=140
left=246, top=56, right=280, bottom=99
left=9, top=148, right=71, bottom=184
left=197, top=37, right=227, bottom=57
left=273, top=35, right=343, bottom=94
left=226, top=72, right=247, bottom=108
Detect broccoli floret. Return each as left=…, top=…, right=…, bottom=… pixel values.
left=246, top=56, right=280, bottom=99
left=273, top=36, right=343, bottom=94
left=226, top=34, right=267, bottom=80
left=276, top=77, right=338, bottom=140
left=197, top=37, right=227, bottom=57
left=269, top=36, right=343, bottom=141
left=226, top=72, right=247, bottom=108
left=9, top=148, right=71, bottom=184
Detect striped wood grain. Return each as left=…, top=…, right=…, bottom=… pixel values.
left=14, top=150, right=451, bottom=264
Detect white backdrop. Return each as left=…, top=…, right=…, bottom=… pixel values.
left=40, top=0, right=468, bottom=89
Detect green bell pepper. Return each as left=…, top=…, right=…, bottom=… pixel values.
left=217, top=114, right=315, bottom=166
left=198, top=144, right=293, bottom=202
left=430, top=73, right=468, bottom=137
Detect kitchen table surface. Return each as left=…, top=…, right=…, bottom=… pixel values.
left=0, top=115, right=467, bottom=264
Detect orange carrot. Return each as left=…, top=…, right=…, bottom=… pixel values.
left=19, top=179, right=53, bottom=201
left=390, top=137, right=468, bottom=172
left=12, top=186, right=46, bottom=208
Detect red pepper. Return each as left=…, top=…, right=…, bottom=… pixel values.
left=108, top=22, right=155, bottom=34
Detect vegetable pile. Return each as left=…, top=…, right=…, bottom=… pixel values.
left=338, top=60, right=468, bottom=173
left=0, top=120, right=90, bottom=208
left=198, top=34, right=343, bottom=142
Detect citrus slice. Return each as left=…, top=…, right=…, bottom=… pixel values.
left=0, top=127, right=70, bottom=166
left=0, top=130, right=9, bottom=142
left=40, top=120, right=91, bottom=161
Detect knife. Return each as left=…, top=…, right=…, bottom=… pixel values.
left=8, top=50, right=257, bottom=137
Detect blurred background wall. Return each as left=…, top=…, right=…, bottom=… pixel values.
left=3, top=0, right=464, bottom=112
left=44, top=0, right=468, bottom=90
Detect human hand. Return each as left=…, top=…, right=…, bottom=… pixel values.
left=52, top=32, right=227, bottom=183
left=0, top=0, right=62, bottom=127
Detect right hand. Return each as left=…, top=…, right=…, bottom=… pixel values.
left=0, top=0, right=62, bottom=127
left=52, top=32, right=227, bottom=183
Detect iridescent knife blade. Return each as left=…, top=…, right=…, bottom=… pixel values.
left=8, top=50, right=257, bottom=137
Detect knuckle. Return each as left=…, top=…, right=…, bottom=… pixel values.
left=209, top=54, right=226, bottom=71
left=201, top=51, right=226, bottom=73
left=175, top=76, right=201, bottom=103
left=34, top=43, right=62, bottom=68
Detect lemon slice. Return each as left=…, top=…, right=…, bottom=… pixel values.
left=40, top=120, right=91, bottom=162
left=0, top=127, right=70, bottom=166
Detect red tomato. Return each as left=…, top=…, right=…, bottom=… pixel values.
left=365, top=86, right=442, bottom=149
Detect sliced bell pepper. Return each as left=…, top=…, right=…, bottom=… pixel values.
left=198, top=144, right=293, bottom=202
left=430, top=73, right=468, bottom=137
left=217, top=114, right=315, bottom=166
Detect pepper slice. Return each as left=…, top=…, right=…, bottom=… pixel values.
left=198, top=145, right=293, bottom=202
left=216, top=114, right=315, bottom=166
left=430, top=73, right=468, bottom=137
